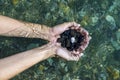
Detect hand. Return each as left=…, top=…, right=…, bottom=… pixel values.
left=52, top=22, right=80, bottom=36
left=52, top=22, right=91, bottom=61
left=55, top=29, right=91, bottom=61
left=49, top=22, right=80, bottom=42
left=56, top=46, right=84, bottom=61
left=42, top=42, right=82, bottom=61
left=49, top=22, right=84, bottom=61
left=73, top=26, right=91, bottom=54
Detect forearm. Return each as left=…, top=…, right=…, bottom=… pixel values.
left=0, top=44, right=56, bottom=80
left=0, top=15, right=53, bottom=41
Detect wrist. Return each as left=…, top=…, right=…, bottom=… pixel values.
left=37, top=42, right=57, bottom=57
left=48, top=28, right=56, bottom=41
left=46, top=47, right=57, bottom=57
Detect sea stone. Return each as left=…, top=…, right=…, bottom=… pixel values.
left=57, top=29, right=84, bottom=51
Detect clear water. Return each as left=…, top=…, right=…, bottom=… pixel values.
left=0, top=0, right=120, bottom=80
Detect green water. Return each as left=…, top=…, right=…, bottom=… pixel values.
left=0, top=0, right=120, bottom=80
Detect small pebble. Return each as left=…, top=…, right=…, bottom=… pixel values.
left=71, top=37, right=76, bottom=43
left=57, top=29, right=84, bottom=51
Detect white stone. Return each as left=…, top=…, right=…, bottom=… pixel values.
left=71, top=37, right=76, bottom=43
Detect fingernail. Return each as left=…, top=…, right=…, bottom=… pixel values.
left=80, top=53, right=84, bottom=57
left=78, top=24, right=81, bottom=27
left=89, top=36, right=92, bottom=40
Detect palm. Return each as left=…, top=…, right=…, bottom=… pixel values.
left=52, top=22, right=80, bottom=36
left=51, top=22, right=91, bottom=61
left=56, top=47, right=80, bottom=61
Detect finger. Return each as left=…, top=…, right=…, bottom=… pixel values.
left=70, top=23, right=81, bottom=29
left=53, top=22, right=79, bottom=35
left=71, top=54, right=76, bottom=61
left=56, top=35, right=60, bottom=38
left=76, top=56, right=80, bottom=61
left=55, top=35, right=61, bottom=46
left=76, top=52, right=83, bottom=57
left=63, top=22, right=80, bottom=29
left=79, top=37, right=90, bottom=51
left=71, top=54, right=80, bottom=61
left=56, top=47, right=71, bottom=60
left=74, top=24, right=81, bottom=29
left=83, top=29, right=89, bottom=36
left=78, top=35, right=91, bottom=51
left=73, top=23, right=81, bottom=28
left=56, top=42, right=61, bottom=46
left=78, top=47, right=84, bottom=53
left=71, top=50, right=76, bottom=54
left=74, top=54, right=80, bottom=61
left=77, top=27, right=88, bottom=35
left=69, top=53, right=77, bottom=61
left=50, top=36, right=57, bottom=42
left=54, top=35, right=60, bottom=42
left=79, top=42, right=88, bottom=52
left=79, top=53, right=84, bottom=57
left=84, top=36, right=91, bottom=45
left=88, top=36, right=92, bottom=41
left=72, top=50, right=79, bottom=54
left=74, top=56, right=79, bottom=61
left=70, top=26, right=75, bottom=29
left=79, top=28, right=89, bottom=36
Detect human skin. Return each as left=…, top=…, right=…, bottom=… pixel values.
left=0, top=15, right=91, bottom=79
left=0, top=15, right=91, bottom=56
left=0, top=42, right=57, bottom=80
left=0, top=15, right=53, bottom=41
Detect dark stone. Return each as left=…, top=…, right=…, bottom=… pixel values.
left=113, top=50, right=120, bottom=61
left=57, top=29, right=84, bottom=51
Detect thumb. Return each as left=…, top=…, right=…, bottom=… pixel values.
left=61, top=22, right=80, bottom=29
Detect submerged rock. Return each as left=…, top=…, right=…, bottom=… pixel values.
left=105, top=15, right=116, bottom=30
left=113, top=49, right=120, bottom=61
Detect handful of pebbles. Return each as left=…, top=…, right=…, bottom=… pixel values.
left=57, top=29, right=84, bottom=51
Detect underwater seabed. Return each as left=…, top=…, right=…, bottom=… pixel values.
left=0, top=0, right=120, bottom=80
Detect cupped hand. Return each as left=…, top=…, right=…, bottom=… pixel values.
left=56, top=46, right=84, bottom=61
left=50, top=22, right=80, bottom=42
left=73, top=26, right=91, bottom=55
left=50, top=22, right=91, bottom=61
left=52, top=22, right=80, bottom=36
left=45, top=42, right=83, bottom=61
